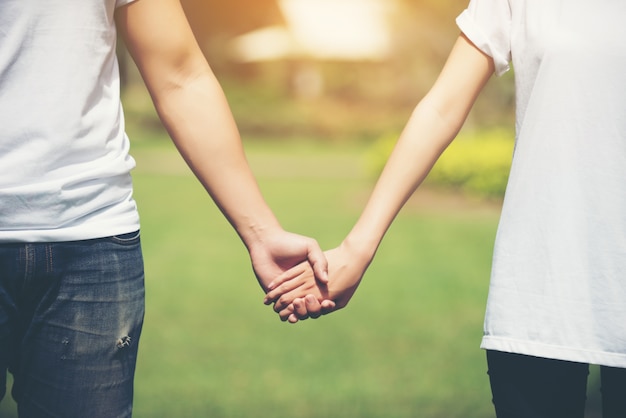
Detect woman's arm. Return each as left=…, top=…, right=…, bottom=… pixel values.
left=265, top=34, right=495, bottom=322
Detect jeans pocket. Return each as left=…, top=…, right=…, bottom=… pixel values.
left=108, top=230, right=141, bottom=245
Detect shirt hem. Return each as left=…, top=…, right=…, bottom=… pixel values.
left=481, top=336, right=626, bottom=368
left=0, top=217, right=140, bottom=243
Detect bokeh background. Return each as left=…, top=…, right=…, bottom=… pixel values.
left=120, top=0, right=515, bottom=143
left=0, top=1, right=604, bottom=417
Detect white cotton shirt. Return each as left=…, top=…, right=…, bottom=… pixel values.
left=457, top=0, right=626, bottom=367
left=0, top=0, right=139, bottom=242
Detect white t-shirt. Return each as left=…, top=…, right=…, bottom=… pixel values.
left=457, top=0, right=626, bottom=367
left=0, top=0, right=139, bottom=242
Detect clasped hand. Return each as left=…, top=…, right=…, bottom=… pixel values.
left=263, top=244, right=371, bottom=323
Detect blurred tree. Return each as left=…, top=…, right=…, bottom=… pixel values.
left=401, top=0, right=468, bottom=18
left=181, top=0, right=283, bottom=38
left=118, top=0, right=514, bottom=137
left=181, top=0, right=283, bottom=61
left=118, top=0, right=283, bottom=84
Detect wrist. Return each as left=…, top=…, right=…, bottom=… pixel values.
left=237, top=216, right=283, bottom=252
left=341, top=230, right=379, bottom=265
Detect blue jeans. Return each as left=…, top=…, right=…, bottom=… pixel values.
left=0, top=232, right=145, bottom=418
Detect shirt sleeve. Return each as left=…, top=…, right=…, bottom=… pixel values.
left=456, top=0, right=512, bottom=76
left=115, top=0, right=137, bottom=8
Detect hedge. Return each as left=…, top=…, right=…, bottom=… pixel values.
left=366, top=128, right=515, bottom=199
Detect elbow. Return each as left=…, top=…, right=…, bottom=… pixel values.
left=418, top=93, right=468, bottom=138
left=410, top=94, right=469, bottom=152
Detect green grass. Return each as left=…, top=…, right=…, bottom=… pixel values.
left=0, top=135, right=606, bottom=417
left=129, top=137, right=499, bottom=418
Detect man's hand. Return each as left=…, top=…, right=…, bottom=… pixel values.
left=248, top=228, right=329, bottom=292
left=264, top=242, right=373, bottom=323
left=118, top=1, right=330, bottom=303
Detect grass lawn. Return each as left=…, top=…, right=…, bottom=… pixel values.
left=0, top=135, right=602, bottom=417
left=131, top=136, right=500, bottom=418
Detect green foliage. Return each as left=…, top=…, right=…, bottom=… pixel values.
left=367, top=129, right=515, bottom=199
left=429, top=129, right=514, bottom=198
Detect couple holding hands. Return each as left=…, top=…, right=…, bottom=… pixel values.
left=3, top=0, right=626, bottom=416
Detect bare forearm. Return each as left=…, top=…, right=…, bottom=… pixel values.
left=345, top=96, right=466, bottom=258
left=267, top=97, right=469, bottom=315
left=266, top=35, right=496, bottom=320
left=153, top=70, right=282, bottom=248
left=117, top=0, right=329, bottom=292
left=344, top=36, right=494, bottom=258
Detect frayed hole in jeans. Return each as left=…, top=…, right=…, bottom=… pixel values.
left=116, top=335, right=132, bottom=349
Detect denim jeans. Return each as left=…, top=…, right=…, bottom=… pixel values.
left=0, top=231, right=145, bottom=418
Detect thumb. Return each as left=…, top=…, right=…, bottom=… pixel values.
left=307, top=243, right=329, bottom=284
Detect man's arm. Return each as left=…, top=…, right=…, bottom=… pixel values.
left=115, top=0, right=329, bottom=290
left=265, top=34, right=495, bottom=322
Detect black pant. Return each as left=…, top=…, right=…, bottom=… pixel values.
left=487, top=350, right=626, bottom=418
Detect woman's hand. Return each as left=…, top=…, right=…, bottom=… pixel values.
left=264, top=241, right=374, bottom=323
